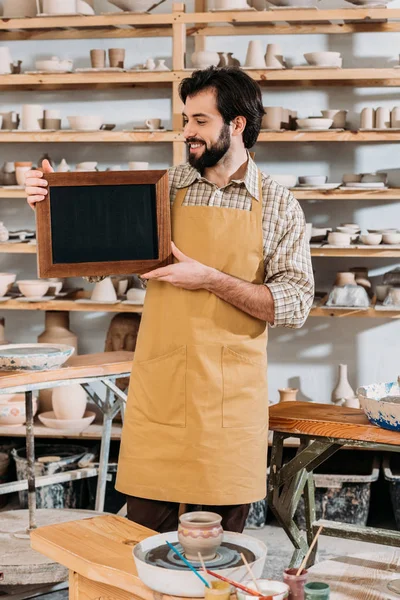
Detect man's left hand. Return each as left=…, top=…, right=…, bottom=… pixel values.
left=141, top=242, right=214, bottom=290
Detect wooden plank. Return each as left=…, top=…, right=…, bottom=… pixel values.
left=0, top=14, right=176, bottom=31
left=258, top=130, right=400, bottom=142
left=0, top=352, right=133, bottom=390
left=0, top=421, right=123, bottom=440
left=0, top=27, right=173, bottom=42
left=0, top=295, right=144, bottom=313
left=191, top=22, right=400, bottom=36
left=172, top=3, right=186, bottom=71
left=313, top=520, right=400, bottom=548
left=293, top=188, right=400, bottom=200
left=0, top=243, right=36, bottom=253
left=183, top=8, right=400, bottom=23
left=269, top=401, right=400, bottom=446
left=0, top=131, right=182, bottom=143
left=74, top=575, right=134, bottom=600
left=310, top=306, right=400, bottom=319
left=311, top=247, right=400, bottom=257
left=0, top=188, right=25, bottom=198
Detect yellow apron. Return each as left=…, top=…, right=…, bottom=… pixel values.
left=116, top=170, right=268, bottom=505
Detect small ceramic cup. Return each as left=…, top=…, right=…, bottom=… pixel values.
left=262, top=107, right=282, bottom=130
left=90, top=49, right=106, bottom=69
left=283, top=568, right=309, bottom=600
left=145, top=118, right=162, bottom=130
left=108, top=48, right=125, bottom=68
left=304, top=581, right=330, bottom=599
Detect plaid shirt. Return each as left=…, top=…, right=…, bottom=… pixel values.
left=169, top=155, right=314, bottom=328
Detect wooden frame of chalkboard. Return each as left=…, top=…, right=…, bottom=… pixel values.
left=35, top=170, right=171, bottom=278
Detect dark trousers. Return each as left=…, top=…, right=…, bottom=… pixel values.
left=127, top=495, right=250, bottom=533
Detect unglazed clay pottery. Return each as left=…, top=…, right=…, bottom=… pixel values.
left=91, top=277, right=117, bottom=302
left=154, top=59, right=170, bottom=71
left=52, top=384, right=88, bottom=420
left=0, top=394, right=38, bottom=426
left=360, top=233, right=382, bottom=245
left=35, top=57, right=73, bottom=72
left=1, top=112, right=19, bottom=130
left=265, top=43, right=284, bottom=68
left=327, top=231, right=351, bottom=246
left=278, top=388, right=298, bottom=402
left=21, top=105, right=43, bottom=131
left=375, top=106, right=391, bottom=129
left=361, top=172, right=387, bottom=184
left=262, top=107, right=282, bottom=130
left=109, top=48, right=125, bottom=68
left=90, top=49, right=106, bottom=68
left=335, top=272, right=356, bottom=287
left=145, top=118, right=162, bottom=130
left=41, top=0, right=78, bottom=15
left=227, top=52, right=240, bottom=67
left=0, top=222, right=9, bottom=243
left=57, top=159, right=70, bottom=172
left=0, top=273, right=15, bottom=296
left=298, top=175, right=327, bottom=185
left=269, top=174, right=297, bottom=188
left=191, top=50, right=220, bottom=69
left=321, top=109, right=347, bottom=129
left=358, top=380, right=400, bottom=432
left=218, top=52, right=228, bottom=67
left=391, top=106, right=400, bottom=128
left=331, top=364, right=355, bottom=406
left=304, top=51, right=341, bottom=67
left=145, top=58, right=156, bottom=70
left=245, top=40, right=266, bottom=69
left=0, top=317, right=7, bottom=343
left=3, top=0, right=37, bottom=17
left=17, top=280, right=50, bottom=298
left=108, top=0, right=158, bottom=11
left=178, top=511, right=223, bottom=561
left=15, top=162, right=33, bottom=187
left=0, top=344, right=74, bottom=371
left=360, top=107, right=374, bottom=129
left=382, top=232, right=400, bottom=244
left=68, top=115, right=103, bottom=131
left=38, top=311, right=77, bottom=350
left=214, top=0, right=250, bottom=8
left=237, top=580, right=290, bottom=600
left=39, top=410, right=95, bottom=431
left=0, top=47, right=12, bottom=74
left=296, top=118, right=333, bottom=130
left=126, top=287, right=146, bottom=303
left=75, top=161, right=97, bottom=171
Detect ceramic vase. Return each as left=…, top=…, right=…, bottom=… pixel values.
left=191, top=50, right=220, bottom=69
left=360, top=108, right=374, bottom=129
left=331, top=364, right=355, bottom=406
left=52, top=384, right=88, bottom=420
left=0, top=223, right=9, bottom=243
left=245, top=40, right=266, bottom=69
left=178, top=511, right=223, bottom=561
left=0, top=47, right=12, bottom=74
left=145, top=58, right=156, bottom=70
left=15, top=162, right=33, bottom=187
left=38, top=311, right=78, bottom=349
left=91, top=277, right=118, bottom=302
left=278, top=388, right=298, bottom=402
left=265, top=43, right=284, bottom=68
left=154, top=59, right=169, bottom=71
left=227, top=52, right=240, bottom=67
left=217, top=52, right=228, bottom=67
left=375, top=107, right=390, bottom=129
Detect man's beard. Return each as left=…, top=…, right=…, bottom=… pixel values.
left=187, top=123, right=231, bottom=172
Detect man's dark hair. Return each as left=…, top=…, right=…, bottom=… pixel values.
left=179, top=67, right=264, bottom=149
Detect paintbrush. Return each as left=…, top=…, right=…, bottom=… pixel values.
left=206, top=569, right=273, bottom=600
left=295, top=525, right=323, bottom=576
left=166, top=541, right=210, bottom=588
left=198, top=552, right=211, bottom=588
left=241, top=553, right=262, bottom=593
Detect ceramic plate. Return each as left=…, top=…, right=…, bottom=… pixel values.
left=75, top=298, right=120, bottom=305
left=0, top=343, right=74, bottom=371
left=38, top=410, right=96, bottom=431
left=132, top=127, right=165, bottom=131
left=343, top=182, right=386, bottom=189
left=16, top=296, right=56, bottom=302
left=296, top=128, right=339, bottom=132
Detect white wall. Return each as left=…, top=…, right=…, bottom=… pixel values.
left=1, top=0, right=400, bottom=403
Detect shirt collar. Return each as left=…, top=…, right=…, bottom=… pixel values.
left=176, top=151, right=260, bottom=201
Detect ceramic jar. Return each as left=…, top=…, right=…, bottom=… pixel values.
left=57, top=158, right=70, bottom=172
left=0, top=47, right=12, bottom=74
left=38, top=311, right=78, bottom=350
left=90, top=49, right=106, bottom=68
left=283, top=568, right=308, bottom=600
left=145, top=58, right=156, bottom=70
left=108, top=48, right=125, bottom=68
left=0, top=111, right=19, bottom=130
left=154, top=59, right=169, bottom=71
left=15, top=162, right=33, bottom=187
left=1, top=162, right=16, bottom=186
left=21, top=105, right=43, bottom=131
left=245, top=40, right=266, bottom=68
left=178, top=511, right=223, bottom=561
left=0, top=223, right=9, bottom=243
left=278, top=388, right=298, bottom=402
left=331, top=364, right=355, bottom=406
left=191, top=50, right=220, bottom=69
left=360, top=107, right=374, bottom=129
left=375, top=106, right=390, bottom=129
left=335, top=272, right=356, bottom=287
left=52, top=384, right=88, bottom=420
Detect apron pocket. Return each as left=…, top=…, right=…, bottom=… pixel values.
left=222, top=345, right=267, bottom=429
left=134, top=346, right=187, bottom=428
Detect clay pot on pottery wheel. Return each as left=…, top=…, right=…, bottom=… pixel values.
left=278, top=388, right=298, bottom=402
left=178, top=511, right=223, bottom=561
left=335, top=272, right=356, bottom=287
left=52, top=384, right=88, bottom=420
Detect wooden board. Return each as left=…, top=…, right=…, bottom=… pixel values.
left=308, top=551, right=400, bottom=599
left=30, top=515, right=190, bottom=600
left=269, top=401, right=400, bottom=446
left=0, top=351, right=133, bottom=390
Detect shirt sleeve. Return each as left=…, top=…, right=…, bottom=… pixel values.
left=264, top=190, right=314, bottom=329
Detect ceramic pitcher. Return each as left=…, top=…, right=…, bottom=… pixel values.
left=0, top=48, right=12, bottom=75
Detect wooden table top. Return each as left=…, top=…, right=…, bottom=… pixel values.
left=0, top=351, right=133, bottom=390
left=30, top=514, right=191, bottom=600
left=269, top=401, right=400, bottom=446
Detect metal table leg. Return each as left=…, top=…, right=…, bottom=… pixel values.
left=25, top=391, right=37, bottom=531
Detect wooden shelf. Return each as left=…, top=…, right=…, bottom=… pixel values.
left=310, top=305, right=400, bottom=318
left=0, top=291, right=144, bottom=312
left=0, top=131, right=183, bottom=143
left=311, top=245, right=400, bottom=257
left=258, top=130, right=400, bottom=142
left=241, top=68, right=400, bottom=87
left=293, top=188, right=400, bottom=200
left=0, top=243, right=36, bottom=254
left=0, top=188, right=25, bottom=198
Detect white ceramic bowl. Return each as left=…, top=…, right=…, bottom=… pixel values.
left=340, top=223, right=360, bottom=231
left=269, top=174, right=297, bottom=188
left=68, top=116, right=103, bottom=131
left=0, top=394, right=38, bottom=426
left=108, top=0, right=157, bottom=11
left=38, top=410, right=96, bottom=431
left=298, top=175, right=327, bottom=185
left=357, top=380, right=400, bottom=432
left=0, top=273, right=16, bottom=290
left=237, top=580, right=290, bottom=600
left=128, top=162, right=149, bottom=170
left=382, top=232, right=400, bottom=245
left=296, top=118, right=333, bottom=130
left=17, top=280, right=50, bottom=298
left=328, top=231, right=351, bottom=246
left=360, top=233, right=382, bottom=245
left=127, top=288, right=146, bottom=303
left=304, top=51, right=341, bottom=66
left=35, top=59, right=73, bottom=72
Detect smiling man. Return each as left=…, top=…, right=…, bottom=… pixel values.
left=24, top=67, right=313, bottom=535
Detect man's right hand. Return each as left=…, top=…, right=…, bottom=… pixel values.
left=25, top=159, right=54, bottom=209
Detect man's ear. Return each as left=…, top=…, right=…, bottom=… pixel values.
left=231, top=116, right=246, bottom=136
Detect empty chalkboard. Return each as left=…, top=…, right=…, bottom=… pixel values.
left=36, top=170, right=171, bottom=278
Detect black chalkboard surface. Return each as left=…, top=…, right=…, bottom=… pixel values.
left=36, top=170, right=171, bottom=278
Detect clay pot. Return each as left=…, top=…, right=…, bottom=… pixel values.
left=245, top=40, right=266, bottom=69
left=335, top=272, right=356, bottom=287
left=52, top=384, right=88, bottom=420
left=262, top=107, right=282, bottom=130
left=360, top=108, right=374, bottom=129
left=278, top=388, right=298, bottom=402
left=178, top=511, right=223, bottom=561
left=38, top=311, right=78, bottom=350
left=191, top=50, right=220, bottom=69
left=265, top=43, right=284, bottom=68
left=331, top=364, right=354, bottom=406
left=109, top=48, right=125, bottom=69
left=90, top=49, right=106, bottom=68
left=375, top=106, right=391, bottom=129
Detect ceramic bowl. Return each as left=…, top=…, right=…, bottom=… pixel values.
left=67, top=116, right=103, bottom=131
left=0, top=394, right=38, bottom=426
left=296, top=118, right=333, bottom=130
left=361, top=172, right=387, bottom=184
left=128, top=161, right=149, bottom=170
left=237, top=580, right=290, bottom=600
left=0, top=273, right=15, bottom=296
left=108, top=0, right=157, bottom=11
left=342, top=173, right=362, bottom=184
left=327, top=231, right=351, bottom=246
left=17, top=280, right=49, bottom=298
left=360, top=233, right=382, bottom=245
left=46, top=278, right=64, bottom=295
left=382, top=232, right=400, bottom=245
left=35, top=58, right=73, bottom=72
left=298, top=175, right=327, bottom=185
left=0, top=343, right=75, bottom=371
left=38, top=410, right=96, bottom=431
left=336, top=226, right=359, bottom=235
left=304, top=51, right=341, bottom=66
left=269, top=174, right=297, bottom=188
left=358, top=380, right=400, bottom=432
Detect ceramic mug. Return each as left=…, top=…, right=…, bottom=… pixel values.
left=15, top=162, right=33, bottom=187
left=90, top=49, right=106, bottom=69
left=145, top=118, right=161, bottom=130
left=262, top=107, right=282, bottom=130
left=108, top=48, right=125, bottom=68
left=0, top=111, right=19, bottom=130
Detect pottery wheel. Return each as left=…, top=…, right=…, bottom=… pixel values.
left=145, top=542, right=255, bottom=571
